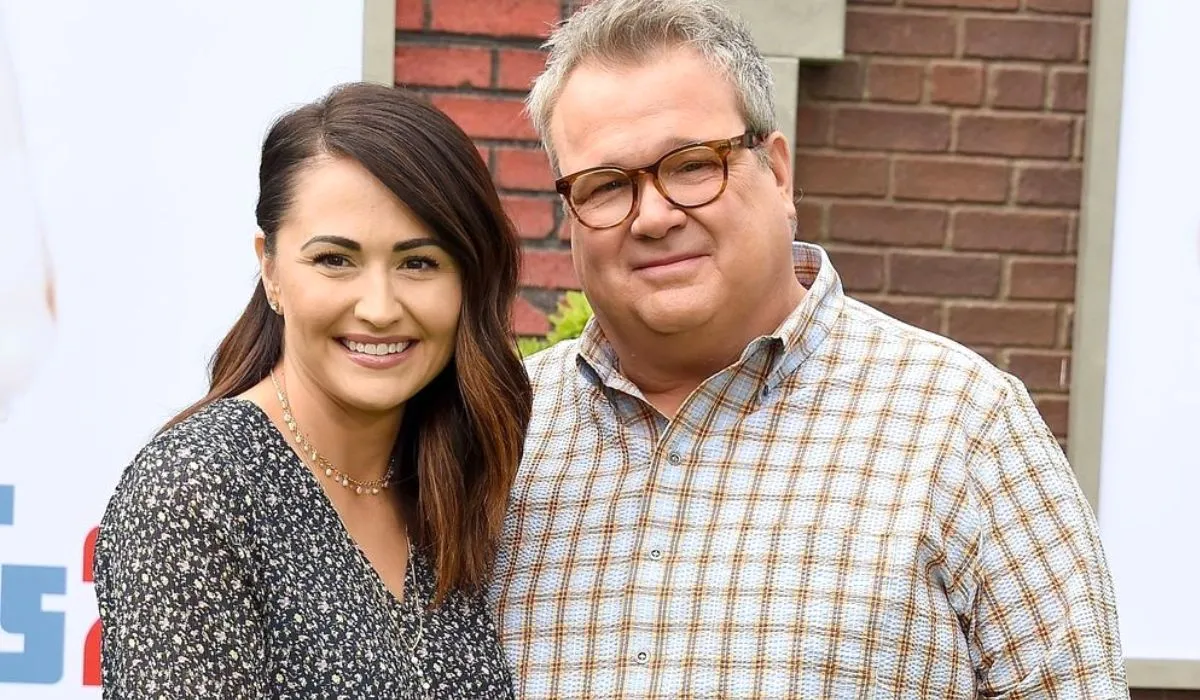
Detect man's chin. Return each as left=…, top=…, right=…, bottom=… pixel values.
left=632, top=292, right=717, bottom=336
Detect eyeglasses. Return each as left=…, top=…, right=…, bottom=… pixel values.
left=555, top=131, right=766, bottom=229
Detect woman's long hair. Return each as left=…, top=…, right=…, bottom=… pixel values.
left=164, top=83, right=532, bottom=601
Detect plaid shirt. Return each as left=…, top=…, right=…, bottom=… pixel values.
left=489, top=242, right=1127, bottom=699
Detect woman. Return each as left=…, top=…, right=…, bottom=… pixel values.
left=93, top=82, right=532, bottom=699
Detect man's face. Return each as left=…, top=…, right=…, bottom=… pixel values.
left=550, top=47, right=797, bottom=339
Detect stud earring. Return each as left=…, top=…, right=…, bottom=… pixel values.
left=268, top=298, right=281, bottom=314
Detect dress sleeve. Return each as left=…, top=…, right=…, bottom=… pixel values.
left=93, top=437, right=268, bottom=699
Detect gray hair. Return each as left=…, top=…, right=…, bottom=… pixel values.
left=527, top=0, right=776, bottom=172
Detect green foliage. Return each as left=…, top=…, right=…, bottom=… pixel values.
left=518, top=290, right=594, bottom=357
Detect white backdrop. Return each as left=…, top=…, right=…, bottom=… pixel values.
left=0, top=1, right=367, bottom=694
left=1099, top=0, right=1200, bottom=666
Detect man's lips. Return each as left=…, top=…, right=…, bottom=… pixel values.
left=633, top=253, right=705, bottom=270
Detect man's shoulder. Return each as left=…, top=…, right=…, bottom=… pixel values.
left=522, top=338, right=582, bottom=392
left=836, top=296, right=1020, bottom=404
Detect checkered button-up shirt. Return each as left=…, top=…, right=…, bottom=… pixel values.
left=489, top=242, right=1127, bottom=699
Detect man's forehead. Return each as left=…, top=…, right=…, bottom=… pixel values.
left=549, top=56, right=742, bottom=173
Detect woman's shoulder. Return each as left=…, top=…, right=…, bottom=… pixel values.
left=105, top=399, right=273, bottom=522
left=95, top=400, right=268, bottom=587
left=131, top=398, right=269, bottom=473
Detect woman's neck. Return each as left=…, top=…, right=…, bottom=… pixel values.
left=266, top=362, right=404, bottom=484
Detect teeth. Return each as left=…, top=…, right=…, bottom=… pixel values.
left=344, top=340, right=411, bottom=356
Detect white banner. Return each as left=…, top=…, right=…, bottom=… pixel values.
left=1099, top=0, right=1200, bottom=666
left=0, top=1, right=367, bottom=694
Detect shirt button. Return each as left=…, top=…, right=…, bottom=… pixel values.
left=667, top=451, right=682, bottom=466
left=649, top=549, right=662, bottom=560
left=636, top=651, right=649, bottom=664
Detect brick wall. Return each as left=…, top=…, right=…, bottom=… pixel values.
left=396, top=0, right=568, bottom=339
left=794, top=0, right=1090, bottom=449
left=396, top=4, right=1198, bottom=695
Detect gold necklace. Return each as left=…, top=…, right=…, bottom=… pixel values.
left=270, top=370, right=395, bottom=495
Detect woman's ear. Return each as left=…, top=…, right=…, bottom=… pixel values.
left=255, top=231, right=281, bottom=313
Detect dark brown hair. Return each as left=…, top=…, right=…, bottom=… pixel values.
left=165, top=82, right=532, bottom=601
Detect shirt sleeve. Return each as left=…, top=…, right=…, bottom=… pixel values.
left=93, top=441, right=267, bottom=699
left=961, top=374, right=1129, bottom=699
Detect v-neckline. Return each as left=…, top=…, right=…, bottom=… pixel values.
left=227, top=397, right=416, bottom=608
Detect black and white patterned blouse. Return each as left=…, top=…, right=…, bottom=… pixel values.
left=93, top=398, right=514, bottom=699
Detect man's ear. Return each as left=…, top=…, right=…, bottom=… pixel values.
left=764, top=131, right=796, bottom=219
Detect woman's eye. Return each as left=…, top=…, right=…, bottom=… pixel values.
left=313, top=253, right=351, bottom=268
left=402, top=256, right=439, bottom=271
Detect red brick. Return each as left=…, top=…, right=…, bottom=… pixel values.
left=825, top=248, right=885, bottom=292
left=971, top=347, right=1002, bottom=367
left=495, top=147, right=554, bottom=191
left=796, top=154, right=890, bottom=197
left=964, top=18, right=1079, bottom=60
left=520, top=248, right=578, bottom=288
left=498, top=48, right=547, bottom=91
left=394, top=45, right=491, bottom=88
left=1016, top=165, right=1082, bottom=207
left=1072, top=117, right=1086, bottom=159
left=834, top=107, right=951, bottom=152
left=795, top=105, right=832, bottom=146
left=1080, top=20, right=1091, bottom=63
left=929, top=63, right=984, bottom=106
left=850, top=0, right=895, bottom=4
left=431, top=94, right=536, bottom=140
left=846, top=10, right=957, bottom=57
left=894, top=158, right=1010, bottom=203
left=989, top=66, right=1046, bottom=110
left=1008, top=259, right=1076, bottom=301
left=952, top=210, right=1069, bottom=253
left=829, top=203, right=946, bottom=247
left=864, top=298, right=943, bottom=333
left=796, top=201, right=825, bottom=241
left=1034, top=395, right=1069, bottom=438
left=891, top=252, right=1001, bottom=298
left=396, top=0, right=423, bottom=29
left=866, top=61, right=925, bottom=103
left=475, top=145, right=490, bottom=168
left=431, top=0, right=559, bottom=38
left=907, top=0, right=1016, bottom=7
left=503, top=196, right=556, bottom=240
left=512, top=296, right=549, bottom=335
left=1008, top=351, right=1071, bottom=391
left=801, top=60, right=864, bottom=101
left=957, top=115, right=1073, bottom=158
left=946, top=303, right=1058, bottom=346
left=1050, top=68, right=1088, bottom=112
left=1027, top=0, right=1091, bottom=15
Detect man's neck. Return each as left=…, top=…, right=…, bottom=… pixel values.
left=602, top=285, right=805, bottom=419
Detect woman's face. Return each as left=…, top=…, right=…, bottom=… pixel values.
left=259, top=156, right=462, bottom=416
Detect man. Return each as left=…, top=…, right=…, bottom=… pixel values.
left=488, top=0, right=1128, bottom=697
